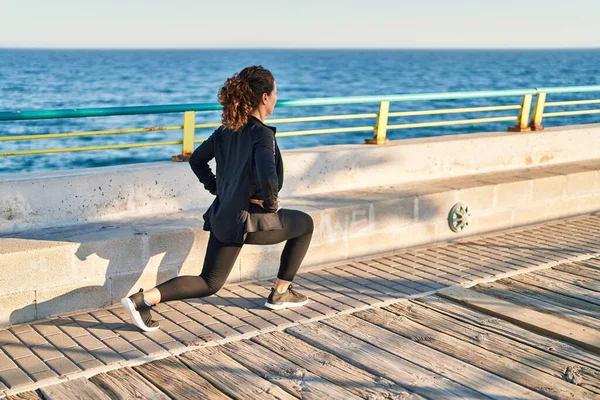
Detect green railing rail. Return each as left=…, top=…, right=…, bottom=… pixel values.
left=1, top=86, right=600, bottom=159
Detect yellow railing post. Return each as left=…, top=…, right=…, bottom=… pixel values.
left=529, top=92, right=546, bottom=131
left=172, top=111, right=195, bottom=162
left=365, top=101, right=390, bottom=144
left=507, top=94, right=532, bottom=132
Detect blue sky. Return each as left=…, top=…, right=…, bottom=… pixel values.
left=1, top=0, right=599, bottom=49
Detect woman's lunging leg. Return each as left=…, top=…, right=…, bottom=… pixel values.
left=245, top=209, right=314, bottom=292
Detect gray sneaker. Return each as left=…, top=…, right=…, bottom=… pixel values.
left=121, top=289, right=160, bottom=332
left=265, top=284, right=308, bottom=310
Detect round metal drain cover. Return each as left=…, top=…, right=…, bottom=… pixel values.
left=448, top=202, right=471, bottom=232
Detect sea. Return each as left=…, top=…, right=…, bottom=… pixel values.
left=1, top=49, right=599, bottom=175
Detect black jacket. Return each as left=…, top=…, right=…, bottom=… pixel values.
left=188, top=116, right=284, bottom=243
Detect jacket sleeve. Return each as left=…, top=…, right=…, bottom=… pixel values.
left=188, top=131, right=217, bottom=195
left=254, top=128, right=279, bottom=212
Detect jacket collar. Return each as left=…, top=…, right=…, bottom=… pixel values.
left=248, top=115, right=277, bottom=133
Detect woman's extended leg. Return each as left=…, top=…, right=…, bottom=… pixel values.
left=121, top=233, right=242, bottom=331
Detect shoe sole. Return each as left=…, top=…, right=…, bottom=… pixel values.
left=120, top=297, right=159, bottom=332
left=264, top=298, right=309, bottom=310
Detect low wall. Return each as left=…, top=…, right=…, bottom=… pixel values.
left=2, top=124, right=600, bottom=234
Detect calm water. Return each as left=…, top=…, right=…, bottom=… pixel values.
left=1, top=49, right=599, bottom=175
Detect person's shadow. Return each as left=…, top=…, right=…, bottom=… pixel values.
left=8, top=219, right=199, bottom=324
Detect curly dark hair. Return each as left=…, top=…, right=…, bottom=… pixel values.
left=217, top=66, right=275, bottom=131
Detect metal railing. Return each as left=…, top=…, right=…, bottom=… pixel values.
left=1, top=86, right=599, bottom=160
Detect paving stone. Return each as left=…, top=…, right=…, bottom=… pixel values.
left=46, top=357, right=81, bottom=376
left=73, top=334, right=105, bottom=352
left=89, top=347, right=124, bottom=365
left=87, top=324, right=118, bottom=341
left=91, top=312, right=124, bottom=328
left=31, top=324, right=61, bottom=337
left=240, top=283, right=271, bottom=295
left=168, top=301, right=199, bottom=315
left=119, top=349, right=145, bottom=360
left=235, top=325, right=257, bottom=334
left=90, top=309, right=111, bottom=318
left=194, top=304, right=226, bottom=317
left=62, top=346, right=96, bottom=365
left=160, top=341, right=182, bottom=351
left=213, top=314, right=246, bottom=329
left=8, top=325, right=33, bottom=335
left=113, top=326, right=145, bottom=342
left=44, top=333, right=77, bottom=350
left=144, top=329, right=177, bottom=345
left=60, top=324, right=89, bottom=339
left=300, top=301, right=334, bottom=316
left=160, top=310, right=191, bottom=325
left=131, top=339, right=165, bottom=356
left=69, top=314, right=99, bottom=328
left=271, top=309, right=307, bottom=323
left=0, top=367, right=33, bottom=388
left=267, top=317, right=290, bottom=326
left=207, top=323, right=240, bottom=338
left=155, top=318, right=183, bottom=335
left=1, top=342, right=33, bottom=361
left=13, top=331, right=47, bottom=348
left=31, top=368, right=58, bottom=381
left=179, top=321, right=220, bottom=342
left=221, top=305, right=254, bottom=319
left=0, top=330, right=19, bottom=346
left=241, top=316, right=275, bottom=330
left=167, top=329, right=198, bottom=345
left=28, top=344, right=63, bottom=362
left=334, top=296, right=368, bottom=308
left=77, top=359, right=104, bottom=370
left=0, top=352, right=17, bottom=371
left=102, top=337, right=136, bottom=354
left=14, top=356, right=48, bottom=375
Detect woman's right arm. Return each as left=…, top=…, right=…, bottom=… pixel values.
left=188, top=131, right=217, bottom=195
left=254, top=128, right=279, bottom=212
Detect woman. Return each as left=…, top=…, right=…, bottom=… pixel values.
left=121, top=66, right=313, bottom=332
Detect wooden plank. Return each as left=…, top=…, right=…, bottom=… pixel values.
left=134, top=357, right=229, bottom=400
left=223, top=339, right=364, bottom=400
left=535, top=268, right=600, bottom=292
left=286, top=320, right=487, bottom=399
left=475, top=280, right=600, bottom=330
left=330, top=313, right=550, bottom=399
left=416, top=295, right=600, bottom=371
left=439, top=287, right=600, bottom=353
left=89, top=367, right=170, bottom=400
left=556, top=262, right=600, bottom=281
left=5, top=391, right=42, bottom=400
left=252, top=331, right=424, bottom=400
left=510, top=273, right=600, bottom=306
left=580, top=258, right=600, bottom=271
left=179, top=347, right=295, bottom=400
left=382, top=300, right=600, bottom=396
left=40, top=378, right=111, bottom=400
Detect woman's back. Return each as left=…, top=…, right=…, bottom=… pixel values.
left=189, top=116, right=283, bottom=243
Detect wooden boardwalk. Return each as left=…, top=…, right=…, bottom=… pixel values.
left=8, top=255, right=600, bottom=399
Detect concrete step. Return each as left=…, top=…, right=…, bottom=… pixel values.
left=1, top=159, right=600, bottom=325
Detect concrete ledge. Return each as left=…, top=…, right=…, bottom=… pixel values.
left=1, top=158, right=600, bottom=324
left=3, top=124, right=600, bottom=234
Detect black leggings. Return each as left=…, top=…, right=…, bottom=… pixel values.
left=156, top=209, right=314, bottom=302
